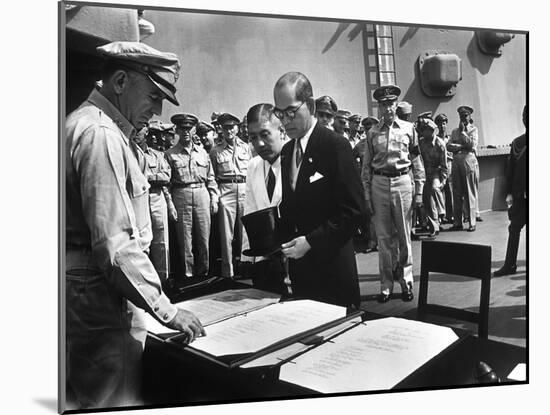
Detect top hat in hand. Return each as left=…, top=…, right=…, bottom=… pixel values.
left=241, top=206, right=282, bottom=257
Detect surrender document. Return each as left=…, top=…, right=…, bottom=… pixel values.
left=145, top=288, right=281, bottom=335
left=241, top=316, right=363, bottom=368
left=279, top=317, right=459, bottom=393
left=188, top=300, right=347, bottom=356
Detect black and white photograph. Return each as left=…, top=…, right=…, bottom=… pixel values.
left=60, top=0, right=529, bottom=412
left=4, top=0, right=545, bottom=414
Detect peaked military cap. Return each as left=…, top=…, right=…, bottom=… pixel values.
left=170, top=113, right=198, bottom=127
left=418, top=118, right=437, bottom=130
left=349, top=114, right=362, bottom=123
left=96, top=41, right=181, bottom=106
left=148, top=120, right=175, bottom=132
left=211, top=112, right=222, bottom=122
left=315, top=95, right=338, bottom=116
left=336, top=109, right=352, bottom=120
left=434, top=113, right=448, bottom=124
left=217, top=112, right=241, bottom=126
left=417, top=111, right=433, bottom=120
left=373, top=85, right=401, bottom=102
left=361, top=116, right=379, bottom=126
left=196, top=121, right=215, bottom=136
left=457, top=105, right=474, bottom=115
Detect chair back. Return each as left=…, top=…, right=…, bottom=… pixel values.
left=418, top=240, right=492, bottom=339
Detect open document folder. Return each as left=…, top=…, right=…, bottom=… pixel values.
left=144, top=288, right=281, bottom=335
left=279, top=317, right=459, bottom=393
left=184, top=299, right=348, bottom=357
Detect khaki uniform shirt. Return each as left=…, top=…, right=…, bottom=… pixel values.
left=419, top=136, right=448, bottom=181
left=361, top=118, right=425, bottom=201
left=448, top=124, right=479, bottom=154
left=209, top=138, right=252, bottom=181
left=165, top=142, right=219, bottom=204
left=143, top=146, right=171, bottom=186
left=66, top=89, right=177, bottom=324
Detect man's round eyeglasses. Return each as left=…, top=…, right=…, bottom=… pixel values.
left=273, top=101, right=305, bottom=120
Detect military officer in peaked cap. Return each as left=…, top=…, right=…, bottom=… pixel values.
left=211, top=111, right=224, bottom=146
left=210, top=112, right=253, bottom=278
left=315, top=95, right=338, bottom=130
left=418, top=117, right=448, bottom=234
left=65, top=41, right=205, bottom=410
left=435, top=113, right=454, bottom=224
left=196, top=120, right=217, bottom=153
left=354, top=115, right=380, bottom=253
left=133, top=125, right=176, bottom=283
left=334, top=109, right=352, bottom=139
left=348, top=114, right=362, bottom=148
left=446, top=105, right=479, bottom=232
left=361, top=85, right=425, bottom=303
left=166, top=113, right=219, bottom=278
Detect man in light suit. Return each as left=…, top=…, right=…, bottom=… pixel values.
left=241, top=103, right=290, bottom=294
left=274, top=72, right=365, bottom=308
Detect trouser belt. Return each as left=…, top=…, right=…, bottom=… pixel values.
left=373, top=169, right=409, bottom=177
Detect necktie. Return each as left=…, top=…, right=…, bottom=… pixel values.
left=267, top=166, right=276, bottom=202
left=295, top=138, right=303, bottom=168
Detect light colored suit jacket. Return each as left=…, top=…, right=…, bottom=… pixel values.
left=242, top=155, right=283, bottom=262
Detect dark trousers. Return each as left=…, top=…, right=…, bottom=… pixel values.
left=504, top=196, right=526, bottom=267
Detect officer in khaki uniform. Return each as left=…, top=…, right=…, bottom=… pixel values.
left=166, top=113, right=219, bottom=277
left=334, top=109, right=351, bottom=139
left=133, top=126, right=176, bottom=282
left=435, top=113, right=454, bottom=223
left=446, top=105, right=479, bottom=232
left=361, top=85, right=425, bottom=303
left=348, top=114, right=362, bottom=148
left=418, top=118, right=448, bottom=233
left=65, top=41, right=204, bottom=410
left=210, top=113, right=252, bottom=278
left=354, top=116, right=379, bottom=252
left=315, top=95, right=338, bottom=130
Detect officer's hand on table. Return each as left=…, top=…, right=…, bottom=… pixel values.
left=281, top=236, right=311, bottom=259
left=168, top=204, right=178, bottom=222
left=210, top=202, right=218, bottom=215
left=414, top=194, right=423, bottom=206
left=165, top=309, right=206, bottom=343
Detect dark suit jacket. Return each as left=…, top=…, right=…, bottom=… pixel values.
left=279, top=123, right=366, bottom=308
left=506, top=133, right=527, bottom=198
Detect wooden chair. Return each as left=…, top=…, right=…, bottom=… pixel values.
left=418, top=240, right=492, bottom=339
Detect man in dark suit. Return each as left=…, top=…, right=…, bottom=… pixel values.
left=273, top=72, right=365, bottom=308
left=494, top=105, right=527, bottom=276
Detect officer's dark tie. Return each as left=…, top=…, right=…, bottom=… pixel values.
left=267, top=166, right=276, bottom=202
left=295, top=138, right=303, bottom=167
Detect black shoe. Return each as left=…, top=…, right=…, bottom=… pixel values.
left=493, top=265, right=517, bottom=276
left=467, top=225, right=476, bottom=232
left=401, top=283, right=414, bottom=302
left=377, top=292, right=392, bottom=303
left=476, top=216, right=483, bottom=222
left=445, top=224, right=464, bottom=231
